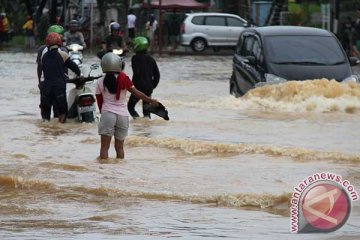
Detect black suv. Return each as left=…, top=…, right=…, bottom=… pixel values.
left=230, top=26, right=359, bottom=97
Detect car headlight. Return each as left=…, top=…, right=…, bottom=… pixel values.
left=265, top=73, right=287, bottom=83
left=342, top=75, right=359, bottom=83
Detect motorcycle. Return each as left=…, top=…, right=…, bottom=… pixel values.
left=97, top=47, right=126, bottom=59
left=67, top=43, right=84, bottom=66
left=67, top=64, right=102, bottom=123
left=112, top=48, right=125, bottom=56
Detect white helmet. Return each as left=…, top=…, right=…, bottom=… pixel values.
left=101, top=52, right=123, bottom=73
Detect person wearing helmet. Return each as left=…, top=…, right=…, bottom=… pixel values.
left=37, top=24, right=67, bottom=74
left=47, top=24, right=65, bottom=36
left=39, top=32, right=82, bottom=123
left=37, top=25, right=67, bottom=77
left=95, top=52, right=160, bottom=159
left=36, top=25, right=68, bottom=118
left=97, top=22, right=127, bottom=59
left=64, top=19, right=86, bottom=47
left=128, top=36, right=160, bottom=119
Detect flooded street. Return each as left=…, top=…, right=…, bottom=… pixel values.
left=0, top=51, right=360, bottom=239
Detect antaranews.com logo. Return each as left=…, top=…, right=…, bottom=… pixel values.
left=290, top=172, right=359, bottom=233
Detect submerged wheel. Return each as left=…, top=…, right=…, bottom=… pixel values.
left=191, top=38, right=206, bottom=52
left=82, top=112, right=94, bottom=123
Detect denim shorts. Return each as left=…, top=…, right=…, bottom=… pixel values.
left=98, top=111, right=129, bottom=140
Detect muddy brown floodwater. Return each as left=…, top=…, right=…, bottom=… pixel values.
left=0, top=51, right=359, bottom=239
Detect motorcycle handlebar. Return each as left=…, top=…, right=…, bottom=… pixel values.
left=67, top=75, right=102, bottom=84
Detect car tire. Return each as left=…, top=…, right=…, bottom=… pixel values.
left=191, top=38, right=206, bottom=52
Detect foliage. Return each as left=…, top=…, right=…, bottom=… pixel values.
left=8, top=35, right=24, bottom=45
left=288, top=1, right=322, bottom=26
left=285, top=12, right=303, bottom=26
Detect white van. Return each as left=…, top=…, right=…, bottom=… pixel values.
left=180, top=12, right=249, bottom=52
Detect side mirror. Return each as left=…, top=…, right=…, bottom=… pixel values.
left=244, top=22, right=256, bottom=28
left=245, top=56, right=256, bottom=65
left=90, top=63, right=99, bottom=70
left=349, top=57, right=360, bottom=66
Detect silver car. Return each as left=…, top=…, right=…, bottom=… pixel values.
left=180, top=12, right=249, bottom=52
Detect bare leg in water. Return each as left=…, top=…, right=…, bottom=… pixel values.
left=100, top=135, right=112, bottom=159
left=115, top=138, right=125, bottom=159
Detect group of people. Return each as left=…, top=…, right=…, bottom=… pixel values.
left=37, top=21, right=161, bottom=160
left=145, top=12, right=181, bottom=52
left=342, top=8, right=360, bottom=58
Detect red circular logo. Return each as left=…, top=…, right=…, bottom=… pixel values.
left=301, top=182, right=351, bottom=232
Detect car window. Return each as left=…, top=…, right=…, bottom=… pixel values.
left=191, top=16, right=204, bottom=25
left=240, top=36, right=255, bottom=56
left=252, top=40, right=263, bottom=64
left=227, top=17, right=245, bottom=27
left=205, top=16, right=226, bottom=26
left=265, top=36, right=346, bottom=64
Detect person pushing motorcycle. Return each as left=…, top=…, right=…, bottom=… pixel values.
left=39, top=32, right=82, bottom=123
left=36, top=25, right=68, bottom=118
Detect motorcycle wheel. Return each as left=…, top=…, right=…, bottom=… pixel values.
left=82, top=112, right=94, bottom=123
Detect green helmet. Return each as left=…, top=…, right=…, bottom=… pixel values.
left=47, top=25, right=65, bottom=36
left=132, top=37, right=149, bottom=52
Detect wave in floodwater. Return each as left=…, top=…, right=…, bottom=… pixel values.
left=125, top=136, right=360, bottom=163
left=166, top=80, right=360, bottom=113
left=37, top=162, right=89, bottom=172
left=0, top=175, right=290, bottom=212
left=0, top=175, right=54, bottom=191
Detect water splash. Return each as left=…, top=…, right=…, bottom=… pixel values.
left=243, top=79, right=360, bottom=113
left=165, top=80, right=360, bottom=113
